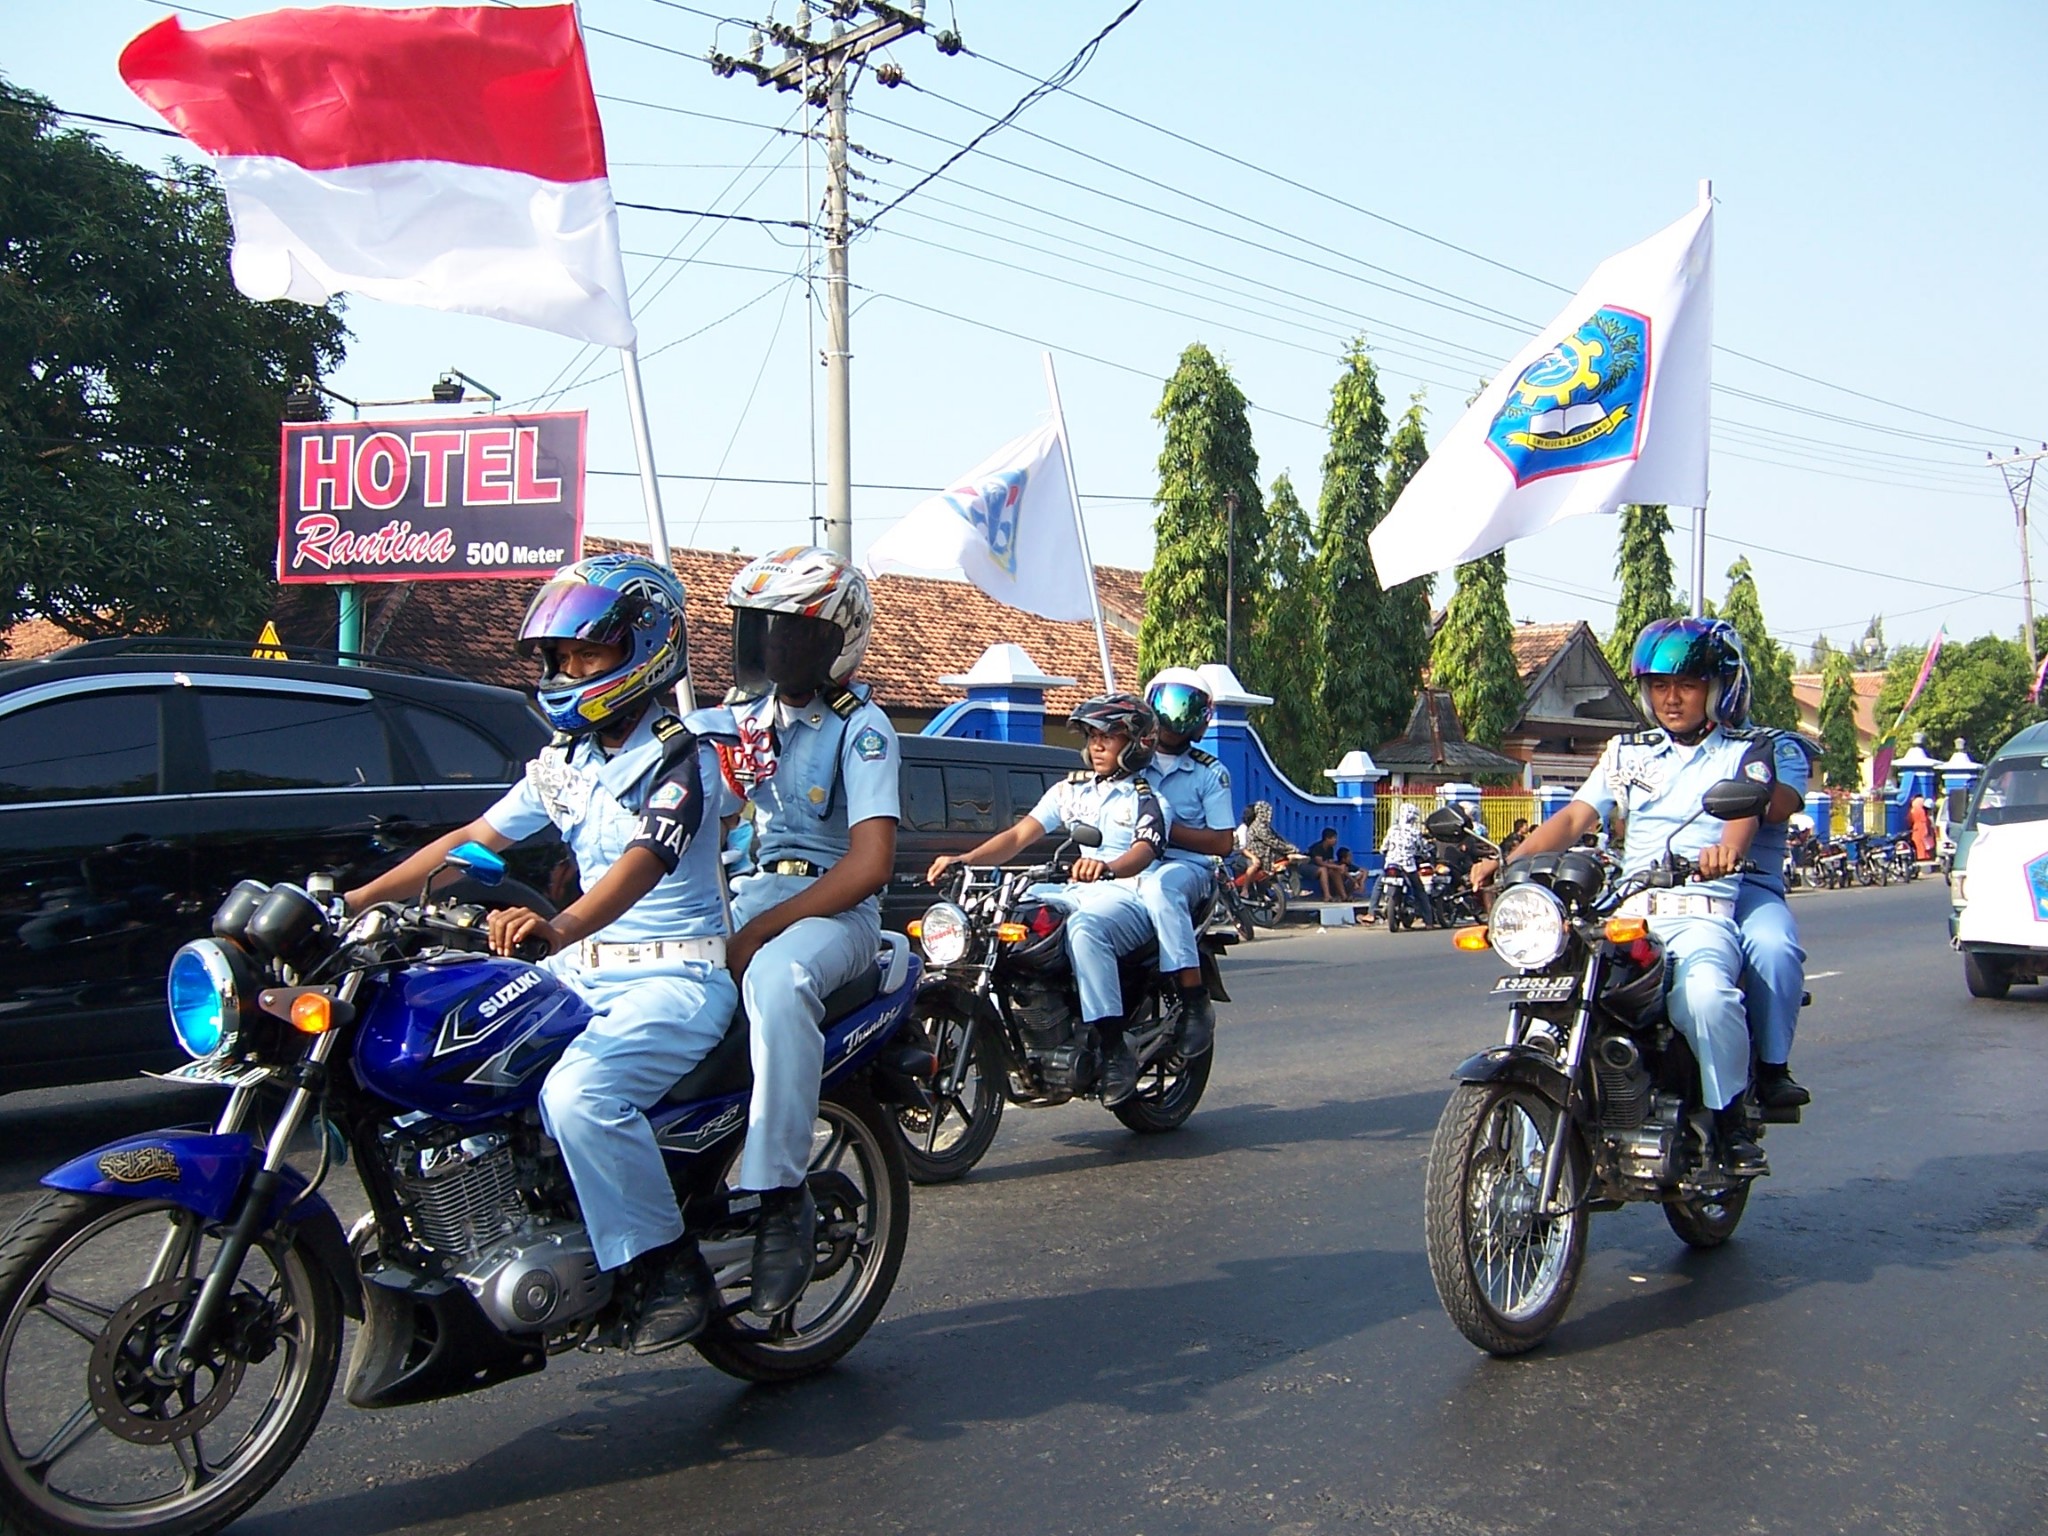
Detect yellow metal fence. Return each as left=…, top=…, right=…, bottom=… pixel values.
left=1374, top=793, right=1538, bottom=850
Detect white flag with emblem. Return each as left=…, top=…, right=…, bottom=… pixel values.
left=1367, top=199, right=1713, bottom=589
left=863, top=423, right=1093, bottom=622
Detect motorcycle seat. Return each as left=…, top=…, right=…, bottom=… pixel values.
left=657, top=950, right=891, bottom=1106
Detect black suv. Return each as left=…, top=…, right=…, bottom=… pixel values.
left=0, top=640, right=552, bottom=1092
left=885, top=734, right=1079, bottom=932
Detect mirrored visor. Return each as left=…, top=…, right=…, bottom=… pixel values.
left=1147, top=681, right=1209, bottom=732
left=518, top=579, right=634, bottom=655
left=1629, top=618, right=1717, bottom=679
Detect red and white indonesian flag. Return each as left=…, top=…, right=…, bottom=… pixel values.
left=120, top=5, right=636, bottom=347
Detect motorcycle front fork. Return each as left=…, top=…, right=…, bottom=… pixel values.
left=1534, top=953, right=1603, bottom=1218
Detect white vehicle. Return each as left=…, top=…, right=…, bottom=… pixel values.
left=1949, top=724, right=2048, bottom=997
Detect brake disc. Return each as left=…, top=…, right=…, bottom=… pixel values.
left=86, top=1279, right=247, bottom=1446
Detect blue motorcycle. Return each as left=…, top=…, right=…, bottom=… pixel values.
left=0, top=845, right=923, bottom=1536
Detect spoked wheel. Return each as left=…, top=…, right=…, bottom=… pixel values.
left=1423, top=1083, right=1588, bottom=1356
left=694, top=1087, right=910, bottom=1384
left=1111, top=1040, right=1212, bottom=1133
left=894, top=1001, right=1005, bottom=1184
left=1247, top=881, right=1287, bottom=929
left=0, top=1195, right=340, bottom=1536
left=1664, top=1182, right=1750, bottom=1248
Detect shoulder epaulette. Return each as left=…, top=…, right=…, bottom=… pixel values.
left=1130, top=776, right=1154, bottom=794
left=723, top=684, right=769, bottom=706
left=822, top=683, right=867, bottom=719
left=1066, top=768, right=1093, bottom=783
left=1617, top=729, right=1665, bottom=747
left=649, top=713, right=697, bottom=770
left=1185, top=746, right=1219, bottom=766
left=1720, top=723, right=1765, bottom=740
left=547, top=730, right=574, bottom=750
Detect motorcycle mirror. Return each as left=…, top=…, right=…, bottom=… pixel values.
left=1066, top=822, right=1104, bottom=848
left=1702, top=778, right=1771, bottom=822
left=444, top=841, right=507, bottom=887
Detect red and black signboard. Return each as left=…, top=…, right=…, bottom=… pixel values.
left=277, top=411, right=586, bottom=584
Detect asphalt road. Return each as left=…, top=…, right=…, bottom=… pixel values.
left=4, top=878, right=2045, bottom=1535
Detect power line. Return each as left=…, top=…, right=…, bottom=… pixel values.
left=616, top=201, right=813, bottom=230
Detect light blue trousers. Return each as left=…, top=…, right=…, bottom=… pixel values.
left=731, top=873, right=882, bottom=1192
left=1030, top=879, right=1155, bottom=1024
left=1653, top=913, right=1752, bottom=1112
left=1735, top=880, right=1804, bottom=1066
left=1137, top=859, right=1211, bottom=975
left=537, top=957, right=738, bottom=1271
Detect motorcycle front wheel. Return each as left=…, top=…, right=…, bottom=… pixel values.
left=894, top=999, right=1006, bottom=1184
left=0, top=1195, right=340, bottom=1536
left=1423, top=1083, right=1588, bottom=1356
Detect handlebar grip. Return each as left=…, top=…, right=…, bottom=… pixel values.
left=513, top=936, right=554, bottom=963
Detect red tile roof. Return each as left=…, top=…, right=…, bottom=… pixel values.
left=0, top=617, right=79, bottom=660
left=1512, top=622, right=1582, bottom=682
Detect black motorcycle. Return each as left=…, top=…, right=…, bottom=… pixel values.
left=893, top=824, right=1227, bottom=1183
left=1422, top=778, right=1801, bottom=1356
left=1419, top=808, right=1496, bottom=929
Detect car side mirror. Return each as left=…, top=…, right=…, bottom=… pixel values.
left=1702, top=778, right=1771, bottom=822
left=445, top=841, right=506, bottom=886
left=1066, top=822, right=1103, bottom=848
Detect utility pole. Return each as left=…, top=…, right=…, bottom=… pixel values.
left=710, top=2, right=962, bottom=561
left=1990, top=445, right=2048, bottom=673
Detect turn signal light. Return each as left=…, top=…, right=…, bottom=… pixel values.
left=996, top=923, right=1029, bottom=943
left=1452, top=925, right=1490, bottom=952
left=906, top=919, right=923, bottom=940
left=1603, top=917, right=1650, bottom=944
left=289, top=993, right=334, bottom=1035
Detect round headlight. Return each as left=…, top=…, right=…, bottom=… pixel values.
left=166, top=940, right=249, bottom=1059
left=1488, top=884, right=1570, bottom=971
left=918, top=902, right=971, bottom=966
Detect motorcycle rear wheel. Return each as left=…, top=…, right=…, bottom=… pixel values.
left=0, top=1195, right=339, bottom=1536
left=895, top=1000, right=1006, bottom=1184
left=1247, top=882, right=1287, bottom=929
left=694, top=1087, right=910, bottom=1384
left=1664, top=1183, right=1749, bottom=1248
left=1111, top=1045, right=1212, bottom=1134
left=1423, top=1083, right=1587, bottom=1356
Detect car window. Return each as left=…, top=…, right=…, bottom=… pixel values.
left=199, top=691, right=392, bottom=791
left=903, top=763, right=947, bottom=832
left=1008, top=769, right=1048, bottom=823
left=395, top=704, right=517, bottom=784
left=1972, top=758, right=2048, bottom=826
left=945, top=765, right=997, bottom=832
left=0, top=692, right=159, bottom=804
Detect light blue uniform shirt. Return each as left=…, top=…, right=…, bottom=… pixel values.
left=1027, top=772, right=1171, bottom=861
left=483, top=711, right=737, bottom=943
left=1146, top=748, right=1235, bottom=866
left=1573, top=727, right=1774, bottom=902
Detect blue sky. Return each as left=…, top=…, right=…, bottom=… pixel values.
left=11, top=0, right=2045, bottom=661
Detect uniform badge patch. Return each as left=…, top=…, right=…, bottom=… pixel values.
left=1743, top=761, right=1771, bottom=784
left=648, top=781, right=687, bottom=810
left=853, top=725, right=888, bottom=761
left=1487, top=307, right=1650, bottom=487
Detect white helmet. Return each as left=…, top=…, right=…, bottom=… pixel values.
left=727, top=545, right=874, bottom=696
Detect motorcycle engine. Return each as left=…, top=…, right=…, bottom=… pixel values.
left=1007, top=982, right=1088, bottom=1100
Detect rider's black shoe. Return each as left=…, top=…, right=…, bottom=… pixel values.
left=628, top=1238, right=717, bottom=1354
left=1714, top=1109, right=1769, bottom=1176
left=1755, top=1062, right=1811, bottom=1111
left=1098, top=1033, right=1140, bottom=1106
left=1177, top=988, right=1215, bottom=1058
left=748, top=1183, right=816, bottom=1317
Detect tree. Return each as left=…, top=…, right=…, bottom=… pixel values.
left=1251, top=475, right=1326, bottom=783
left=1602, top=504, right=1684, bottom=676
left=1140, top=344, right=1269, bottom=688
left=1371, top=391, right=1436, bottom=730
left=1313, top=342, right=1429, bottom=760
left=1817, top=651, right=1861, bottom=789
left=1718, top=557, right=1799, bottom=728
left=1844, top=616, right=1888, bottom=671
left=0, top=81, right=348, bottom=644
left=1875, top=633, right=2041, bottom=762
left=1430, top=551, right=1524, bottom=750
left=1807, top=634, right=1836, bottom=671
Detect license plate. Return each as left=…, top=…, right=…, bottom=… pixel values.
left=1491, top=975, right=1577, bottom=1004
left=146, top=1059, right=275, bottom=1088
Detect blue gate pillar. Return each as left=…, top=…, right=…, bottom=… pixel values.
left=1536, top=785, right=1574, bottom=823
left=1939, top=738, right=1982, bottom=818
left=1324, top=750, right=1386, bottom=879
left=1891, top=733, right=1941, bottom=835
left=923, top=644, right=1076, bottom=743
left=1804, top=790, right=1833, bottom=843
left=1190, top=663, right=1368, bottom=863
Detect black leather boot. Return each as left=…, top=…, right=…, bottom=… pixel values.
left=1756, top=1062, right=1811, bottom=1110
left=1713, top=1107, right=1768, bottom=1176
left=1098, top=1029, right=1139, bottom=1106
left=628, top=1238, right=717, bottom=1354
left=1177, top=987, right=1215, bottom=1058
left=749, top=1183, right=816, bottom=1317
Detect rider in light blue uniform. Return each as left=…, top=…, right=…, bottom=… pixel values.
left=929, top=695, right=1169, bottom=1106
left=344, top=554, right=737, bottom=1354
left=1135, top=667, right=1234, bottom=1059
left=1481, top=617, right=1774, bottom=1173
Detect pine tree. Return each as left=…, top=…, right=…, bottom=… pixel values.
left=1430, top=551, right=1524, bottom=750
left=1603, top=505, right=1684, bottom=676
left=1253, top=475, right=1327, bottom=784
left=1139, top=344, right=1269, bottom=685
left=1374, top=391, right=1436, bottom=734
left=1808, top=634, right=1836, bottom=670
left=1719, top=556, right=1798, bottom=728
left=1311, top=340, right=1396, bottom=759
left=1845, top=616, right=1887, bottom=670
left=1817, top=651, right=1861, bottom=789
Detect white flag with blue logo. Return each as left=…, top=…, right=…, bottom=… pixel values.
left=863, top=422, right=1094, bottom=622
left=1367, top=200, right=1713, bottom=590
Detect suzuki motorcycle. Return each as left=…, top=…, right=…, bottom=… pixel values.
left=1423, top=779, right=1802, bottom=1357
left=0, top=844, right=923, bottom=1536
left=892, top=825, right=1227, bottom=1183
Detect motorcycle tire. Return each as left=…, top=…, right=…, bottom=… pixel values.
left=1248, top=883, right=1287, bottom=929
left=693, top=1086, right=910, bottom=1385
left=896, top=1000, right=1007, bottom=1184
left=1964, top=951, right=2012, bottom=1000
left=1664, top=1183, right=1749, bottom=1249
left=0, top=1194, right=341, bottom=1536
left=1110, top=1045, right=1212, bottom=1134
left=1423, top=1082, right=1588, bottom=1357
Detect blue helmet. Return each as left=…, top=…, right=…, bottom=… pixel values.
left=517, top=553, right=688, bottom=734
left=1629, top=616, right=1748, bottom=728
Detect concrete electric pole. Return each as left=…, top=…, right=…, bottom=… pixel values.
left=710, top=2, right=962, bottom=561
left=1990, top=445, right=2048, bottom=674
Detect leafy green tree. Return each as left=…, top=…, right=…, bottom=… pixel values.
left=1140, top=344, right=1269, bottom=687
left=1817, top=651, right=1861, bottom=789
left=1251, top=475, right=1326, bottom=783
left=1807, top=634, right=1836, bottom=671
left=1844, top=616, right=1888, bottom=670
left=0, top=81, right=348, bottom=644
left=1602, top=504, right=1684, bottom=675
left=1311, top=340, right=1422, bottom=760
left=1718, top=557, right=1798, bottom=728
left=1430, top=551, right=1524, bottom=750
left=1875, top=633, right=2042, bottom=762
left=1371, top=391, right=1436, bottom=733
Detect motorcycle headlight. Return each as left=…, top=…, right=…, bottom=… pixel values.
left=1488, top=884, right=1570, bottom=971
left=916, top=902, right=971, bottom=966
left=166, top=940, right=254, bottom=1059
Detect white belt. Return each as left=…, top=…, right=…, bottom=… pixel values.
left=1617, top=891, right=1734, bottom=921
left=580, top=936, right=727, bottom=969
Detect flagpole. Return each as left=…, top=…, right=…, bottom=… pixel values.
left=1691, top=177, right=1714, bottom=618
left=619, top=341, right=693, bottom=707
left=1042, top=350, right=1116, bottom=692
